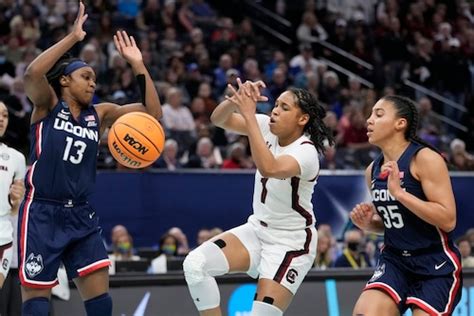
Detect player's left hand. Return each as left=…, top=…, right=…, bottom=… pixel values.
left=9, top=180, right=25, bottom=211
left=114, top=30, right=142, bottom=66
left=383, top=161, right=403, bottom=199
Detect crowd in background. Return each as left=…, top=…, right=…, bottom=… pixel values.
left=106, top=222, right=474, bottom=273
left=0, top=0, right=474, bottom=273
left=0, top=0, right=473, bottom=171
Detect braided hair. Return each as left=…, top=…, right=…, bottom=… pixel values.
left=288, top=87, right=335, bottom=154
left=45, top=53, right=81, bottom=97
left=382, top=95, right=442, bottom=156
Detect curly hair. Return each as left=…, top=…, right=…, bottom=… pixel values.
left=288, top=87, right=334, bottom=154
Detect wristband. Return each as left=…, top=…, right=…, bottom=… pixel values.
left=136, top=74, right=146, bottom=107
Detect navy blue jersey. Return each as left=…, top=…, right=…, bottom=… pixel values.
left=371, top=142, right=452, bottom=251
left=25, top=101, right=100, bottom=201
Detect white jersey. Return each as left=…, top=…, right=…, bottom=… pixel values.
left=251, top=115, right=319, bottom=230
left=0, top=143, right=26, bottom=245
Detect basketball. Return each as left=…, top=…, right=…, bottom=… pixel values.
left=108, top=112, right=165, bottom=169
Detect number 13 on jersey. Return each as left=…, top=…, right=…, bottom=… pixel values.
left=63, top=136, right=87, bottom=164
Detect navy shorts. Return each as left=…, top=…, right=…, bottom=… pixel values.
left=18, top=198, right=110, bottom=289
left=365, top=244, right=463, bottom=315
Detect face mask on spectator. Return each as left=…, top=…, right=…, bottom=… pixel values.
left=348, top=241, right=360, bottom=252
left=161, top=244, right=177, bottom=255
left=117, top=241, right=131, bottom=254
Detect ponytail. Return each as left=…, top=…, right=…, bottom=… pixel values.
left=289, top=87, right=335, bottom=154
left=382, top=95, right=444, bottom=157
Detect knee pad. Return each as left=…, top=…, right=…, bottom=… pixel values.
left=251, top=300, right=283, bottom=316
left=183, top=241, right=229, bottom=286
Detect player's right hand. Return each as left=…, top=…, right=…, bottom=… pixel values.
left=72, top=1, right=88, bottom=41
left=350, top=203, right=375, bottom=230
left=9, top=180, right=25, bottom=211
left=243, top=80, right=268, bottom=103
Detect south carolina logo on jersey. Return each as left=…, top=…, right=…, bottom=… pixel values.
left=369, top=263, right=385, bottom=282
left=25, top=253, right=44, bottom=278
left=286, top=268, right=299, bottom=284
left=2, top=258, right=8, bottom=270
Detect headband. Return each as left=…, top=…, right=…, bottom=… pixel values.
left=63, top=60, right=89, bottom=76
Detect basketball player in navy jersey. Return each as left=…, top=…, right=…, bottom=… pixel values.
left=183, top=79, right=333, bottom=315
left=19, top=2, right=162, bottom=315
left=350, top=95, right=462, bottom=315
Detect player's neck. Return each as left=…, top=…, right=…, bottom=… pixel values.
left=62, top=97, right=83, bottom=119
left=381, top=139, right=410, bottom=162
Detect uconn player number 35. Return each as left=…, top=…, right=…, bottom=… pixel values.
left=377, top=205, right=404, bottom=229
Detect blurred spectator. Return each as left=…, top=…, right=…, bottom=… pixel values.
left=457, top=236, right=474, bottom=268
left=162, top=87, right=196, bottom=155
left=378, top=16, right=408, bottom=86
left=154, top=139, right=182, bottom=170
left=221, top=142, right=254, bottom=169
left=289, top=43, right=325, bottom=78
left=268, top=67, right=290, bottom=104
left=196, top=228, right=211, bottom=247
left=168, top=227, right=190, bottom=256
left=296, top=11, right=328, bottom=45
left=189, top=0, right=217, bottom=30
left=314, top=233, right=334, bottom=269
left=449, top=138, right=474, bottom=170
left=208, top=227, right=223, bottom=239
left=466, top=228, right=474, bottom=253
left=189, top=96, right=210, bottom=125
left=185, top=136, right=222, bottom=169
left=338, top=106, right=373, bottom=169
left=136, top=0, right=164, bottom=33
left=333, top=229, right=371, bottom=269
left=108, top=232, right=140, bottom=275
left=148, top=233, right=180, bottom=274
left=197, top=82, right=217, bottom=116
left=213, top=53, right=233, bottom=95
left=417, top=97, right=442, bottom=147
left=433, top=36, right=470, bottom=124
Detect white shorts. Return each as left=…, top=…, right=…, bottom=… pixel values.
left=0, top=241, right=13, bottom=279
left=228, top=216, right=317, bottom=294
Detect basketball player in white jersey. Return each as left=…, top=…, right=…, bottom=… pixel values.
left=183, top=79, right=334, bottom=315
left=0, top=101, right=26, bottom=290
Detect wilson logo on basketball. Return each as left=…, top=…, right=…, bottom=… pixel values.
left=112, top=141, right=141, bottom=168
left=123, top=133, right=149, bottom=155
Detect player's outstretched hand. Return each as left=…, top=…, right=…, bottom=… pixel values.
left=350, top=203, right=375, bottom=231
left=72, top=1, right=88, bottom=41
left=114, top=30, right=143, bottom=67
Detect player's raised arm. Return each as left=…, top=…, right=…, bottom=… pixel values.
left=24, top=1, right=88, bottom=123
left=97, top=30, right=162, bottom=128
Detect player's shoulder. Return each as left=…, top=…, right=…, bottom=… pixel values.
left=295, top=136, right=317, bottom=152
left=413, top=147, right=444, bottom=166
left=5, top=145, right=24, bottom=158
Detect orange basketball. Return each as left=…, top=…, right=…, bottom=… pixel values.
left=107, top=112, right=165, bottom=169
